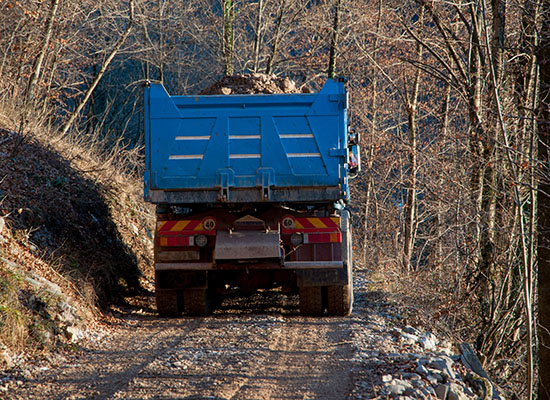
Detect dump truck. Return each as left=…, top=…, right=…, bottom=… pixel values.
left=144, top=77, right=360, bottom=316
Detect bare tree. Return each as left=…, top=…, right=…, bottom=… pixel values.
left=327, top=0, right=342, bottom=78
left=13, top=0, right=60, bottom=155
left=61, top=0, right=135, bottom=136
left=538, top=0, right=550, bottom=396
left=223, top=0, right=234, bottom=75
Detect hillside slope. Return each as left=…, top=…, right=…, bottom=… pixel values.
left=0, top=114, right=154, bottom=367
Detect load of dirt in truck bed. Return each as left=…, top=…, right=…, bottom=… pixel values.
left=199, top=73, right=310, bottom=95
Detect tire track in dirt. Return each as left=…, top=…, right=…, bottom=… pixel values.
left=6, top=318, right=204, bottom=400
left=224, top=317, right=353, bottom=400
left=7, top=293, right=355, bottom=400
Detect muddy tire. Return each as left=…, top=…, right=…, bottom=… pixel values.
left=299, top=286, right=324, bottom=316
left=327, top=284, right=352, bottom=316
left=183, top=288, right=212, bottom=316
left=156, top=289, right=182, bottom=317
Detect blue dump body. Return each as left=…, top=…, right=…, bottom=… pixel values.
left=144, top=79, right=350, bottom=204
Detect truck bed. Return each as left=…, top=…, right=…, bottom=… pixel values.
left=144, top=79, right=350, bottom=204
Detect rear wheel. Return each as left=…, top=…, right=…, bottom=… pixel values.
left=183, top=288, right=212, bottom=316
left=299, top=286, right=324, bottom=316
left=156, top=289, right=183, bottom=317
left=327, top=284, right=352, bottom=316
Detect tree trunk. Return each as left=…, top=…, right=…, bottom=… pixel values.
left=327, top=0, right=342, bottom=79
left=362, top=0, right=382, bottom=267
left=23, top=0, right=59, bottom=109
left=223, top=0, right=234, bottom=76
left=434, top=79, right=451, bottom=265
left=538, top=0, right=550, bottom=395
left=476, top=0, right=505, bottom=357
left=158, top=0, right=165, bottom=83
left=265, top=0, right=286, bottom=75
left=402, top=6, right=424, bottom=271
left=13, top=0, right=59, bottom=155
left=252, top=0, right=264, bottom=73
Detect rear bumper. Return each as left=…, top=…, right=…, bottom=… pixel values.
left=154, top=261, right=344, bottom=271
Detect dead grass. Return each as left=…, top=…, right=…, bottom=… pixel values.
left=0, top=103, right=155, bottom=361
left=0, top=264, right=28, bottom=352
left=357, top=251, right=480, bottom=348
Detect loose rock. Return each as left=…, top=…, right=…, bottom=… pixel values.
left=200, top=73, right=304, bottom=95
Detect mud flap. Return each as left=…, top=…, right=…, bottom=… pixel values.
left=295, top=262, right=351, bottom=287
left=156, top=270, right=208, bottom=289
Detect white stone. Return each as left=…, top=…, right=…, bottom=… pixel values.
left=419, top=333, right=437, bottom=351
left=282, top=78, right=296, bottom=91
left=400, top=332, right=420, bottom=345
left=429, top=356, right=456, bottom=379
left=415, top=363, right=429, bottom=376
left=65, top=326, right=84, bottom=343
left=0, top=347, right=14, bottom=369
left=386, top=383, right=407, bottom=396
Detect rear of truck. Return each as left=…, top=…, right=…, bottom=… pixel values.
left=144, top=78, right=359, bottom=316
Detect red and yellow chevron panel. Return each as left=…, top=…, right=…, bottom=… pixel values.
left=157, top=218, right=217, bottom=236
left=282, top=216, right=340, bottom=233
left=296, top=217, right=339, bottom=229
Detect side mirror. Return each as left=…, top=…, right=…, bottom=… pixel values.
left=348, top=129, right=360, bottom=146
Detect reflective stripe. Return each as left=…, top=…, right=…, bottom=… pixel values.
left=303, top=232, right=341, bottom=244
left=229, top=154, right=261, bottom=159
left=159, top=236, right=194, bottom=247
left=169, top=155, right=204, bottom=160
left=230, top=135, right=261, bottom=139
left=287, top=153, right=321, bottom=157
left=283, top=217, right=340, bottom=233
left=175, top=136, right=210, bottom=140
left=171, top=220, right=191, bottom=231
left=280, top=134, right=314, bottom=138
left=157, top=220, right=216, bottom=235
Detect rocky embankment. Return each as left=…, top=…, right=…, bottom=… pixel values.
left=351, top=275, right=498, bottom=400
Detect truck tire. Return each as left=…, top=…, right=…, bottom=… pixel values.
left=327, top=284, right=352, bottom=316
left=299, top=286, right=324, bottom=316
left=183, top=288, right=212, bottom=316
left=156, top=289, right=182, bottom=317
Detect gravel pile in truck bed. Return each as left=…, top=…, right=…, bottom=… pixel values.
left=199, top=73, right=309, bottom=95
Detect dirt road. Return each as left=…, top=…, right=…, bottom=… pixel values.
left=2, top=271, right=492, bottom=400
left=7, top=282, right=377, bottom=400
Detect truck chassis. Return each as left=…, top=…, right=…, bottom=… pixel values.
left=153, top=204, right=353, bottom=316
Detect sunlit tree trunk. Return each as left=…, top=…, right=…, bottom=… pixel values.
left=223, top=0, right=234, bottom=76
left=327, top=0, right=341, bottom=79
left=265, top=0, right=286, bottom=75
left=402, top=6, right=424, bottom=271
left=362, top=0, right=382, bottom=267
left=13, top=0, right=59, bottom=155
left=252, top=0, right=264, bottom=73
left=538, top=0, right=550, bottom=395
